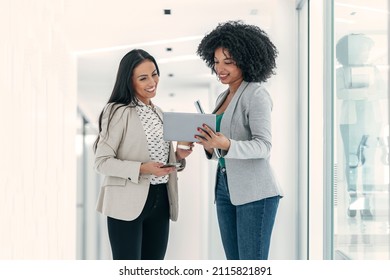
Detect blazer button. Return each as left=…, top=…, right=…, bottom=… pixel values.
left=128, top=177, right=131, bottom=181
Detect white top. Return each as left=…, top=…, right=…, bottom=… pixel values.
left=136, top=102, right=169, bottom=184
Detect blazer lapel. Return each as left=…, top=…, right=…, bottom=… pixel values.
left=127, top=104, right=152, bottom=161
left=220, top=81, right=249, bottom=138
left=212, top=89, right=229, bottom=114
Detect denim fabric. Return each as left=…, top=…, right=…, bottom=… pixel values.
left=215, top=167, right=280, bottom=260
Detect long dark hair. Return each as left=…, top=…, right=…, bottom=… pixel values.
left=93, top=49, right=160, bottom=152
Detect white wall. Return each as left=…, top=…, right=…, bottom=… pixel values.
left=308, top=0, right=326, bottom=259
left=267, top=0, right=298, bottom=259
left=0, top=0, right=76, bottom=259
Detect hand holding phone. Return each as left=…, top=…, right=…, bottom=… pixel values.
left=161, top=162, right=182, bottom=168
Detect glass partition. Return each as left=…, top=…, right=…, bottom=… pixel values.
left=333, top=0, right=389, bottom=259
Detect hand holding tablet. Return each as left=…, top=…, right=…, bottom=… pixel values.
left=163, top=112, right=216, bottom=142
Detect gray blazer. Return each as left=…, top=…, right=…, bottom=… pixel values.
left=94, top=103, right=183, bottom=221
left=210, top=81, right=283, bottom=205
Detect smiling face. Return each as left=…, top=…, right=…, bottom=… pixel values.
left=213, top=47, right=243, bottom=87
left=132, top=59, right=159, bottom=105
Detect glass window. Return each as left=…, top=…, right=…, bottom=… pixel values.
left=333, top=0, right=389, bottom=259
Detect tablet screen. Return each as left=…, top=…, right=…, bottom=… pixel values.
left=163, top=112, right=216, bottom=142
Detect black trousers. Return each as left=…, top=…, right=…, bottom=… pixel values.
left=107, top=183, right=170, bottom=260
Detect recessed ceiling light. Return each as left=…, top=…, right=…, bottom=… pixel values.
left=158, top=55, right=198, bottom=64
left=335, top=3, right=389, bottom=15
left=250, top=9, right=258, bottom=15
left=350, top=11, right=356, bottom=15
left=334, top=17, right=355, bottom=24
left=166, top=47, right=172, bottom=52
left=73, top=35, right=202, bottom=56
left=164, top=9, right=171, bottom=15
left=168, top=73, right=174, bottom=77
left=169, top=93, right=175, bottom=97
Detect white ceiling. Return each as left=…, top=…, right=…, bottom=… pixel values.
left=63, top=0, right=277, bottom=123
left=66, top=0, right=388, bottom=123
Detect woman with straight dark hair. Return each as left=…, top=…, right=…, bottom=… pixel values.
left=93, top=49, right=193, bottom=260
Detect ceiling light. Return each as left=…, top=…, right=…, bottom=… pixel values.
left=157, top=55, right=199, bottom=64
left=335, top=2, right=389, bottom=14
left=335, top=17, right=355, bottom=24
left=334, top=18, right=356, bottom=24
left=73, top=35, right=203, bottom=56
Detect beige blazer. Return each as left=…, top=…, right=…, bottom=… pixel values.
left=94, top=103, right=183, bottom=221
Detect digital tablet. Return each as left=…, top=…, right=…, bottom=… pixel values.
left=163, top=112, right=216, bottom=142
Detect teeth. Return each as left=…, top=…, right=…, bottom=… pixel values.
left=146, top=87, right=155, bottom=92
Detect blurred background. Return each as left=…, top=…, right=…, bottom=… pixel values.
left=1, top=0, right=389, bottom=260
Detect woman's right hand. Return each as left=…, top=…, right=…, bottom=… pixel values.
left=140, top=161, right=176, bottom=176
left=195, top=124, right=231, bottom=151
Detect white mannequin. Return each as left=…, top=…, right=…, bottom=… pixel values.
left=336, top=33, right=386, bottom=219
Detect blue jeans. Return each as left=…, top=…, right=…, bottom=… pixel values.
left=215, top=166, right=280, bottom=260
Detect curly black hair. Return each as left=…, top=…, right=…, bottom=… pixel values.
left=196, top=20, right=278, bottom=83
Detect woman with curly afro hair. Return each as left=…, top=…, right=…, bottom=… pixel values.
left=195, top=21, right=283, bottom=260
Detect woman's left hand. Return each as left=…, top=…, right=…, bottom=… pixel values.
left=195, top=124, right=230, bottom=151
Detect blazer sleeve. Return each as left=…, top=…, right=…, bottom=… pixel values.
left=224, top=89, right=273, bottom=159
left=94, top=105, right=142, bottom=183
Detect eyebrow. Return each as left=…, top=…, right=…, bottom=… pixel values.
left=136, top=69, right=157, bottom=79
left=214, top=57, right=233, bottom=61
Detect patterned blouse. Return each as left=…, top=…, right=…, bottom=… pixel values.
left=135, top=101, right=170, bottom=185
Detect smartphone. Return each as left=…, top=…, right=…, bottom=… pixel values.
left=161, top=162, right=182, bottom=168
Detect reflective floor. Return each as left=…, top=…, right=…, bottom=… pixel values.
left=333, top=0, right=389, bottom=259
left=334, top=179, right=390, bottom=259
